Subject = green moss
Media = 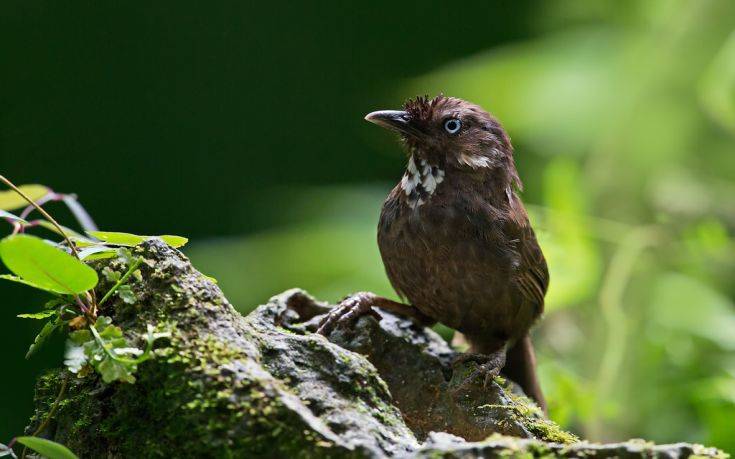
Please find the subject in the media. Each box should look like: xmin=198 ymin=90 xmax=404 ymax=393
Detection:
xmin=29 ymin=313 xmax=344 ymax=455
xmin=478 ymin=392 xmax=579 ymax=445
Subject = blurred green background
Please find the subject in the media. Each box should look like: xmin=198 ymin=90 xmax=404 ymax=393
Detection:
xmin=2 ymin=0 xmax=734 ymax=452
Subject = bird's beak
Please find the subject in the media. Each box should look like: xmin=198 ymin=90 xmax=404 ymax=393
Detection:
xmin=365 ymin=110 xmax=421 ymax=138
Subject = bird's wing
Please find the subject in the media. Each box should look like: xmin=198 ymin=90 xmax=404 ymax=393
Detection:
xmin=516 ymin=227 xmax=548 ymax=312
xmin=507 ymin=203 xmax=549 ymax=314
xmin=377 ymin=188 xmax=410 ymax=301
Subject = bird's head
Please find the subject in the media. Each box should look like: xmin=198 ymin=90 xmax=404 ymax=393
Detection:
xmin=365 ymin=95 xmax=521 ymax=189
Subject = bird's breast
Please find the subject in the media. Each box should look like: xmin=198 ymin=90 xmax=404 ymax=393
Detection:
xmin=378 ymin=187 xmax=519 ymax=334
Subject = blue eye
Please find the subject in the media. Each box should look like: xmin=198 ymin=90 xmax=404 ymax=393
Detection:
xmin=444 ymin=118 xmax=461 ymax=134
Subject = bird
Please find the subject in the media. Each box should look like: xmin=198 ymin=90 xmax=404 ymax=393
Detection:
xmin=317 ymin=95 xmax=548 ymax=411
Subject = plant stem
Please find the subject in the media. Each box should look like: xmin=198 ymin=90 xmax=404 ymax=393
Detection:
xmin=88 ymin=320 xmax=153 ymax=365
xmin=88 ymin=322 xmax=136 ymax=364
xmin=98 ymin=257 xmax=143 ymax=308
xmin=19 ymin=193 xmax=55 ymax=220
xmin=0 ymin=175 xmax=80 ymax=259
xmin=73 ymin=295 xmax=89 ymax=314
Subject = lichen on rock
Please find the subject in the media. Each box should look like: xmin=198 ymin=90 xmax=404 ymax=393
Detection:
xmin=24 ymin=240 xmax=727 ymax=458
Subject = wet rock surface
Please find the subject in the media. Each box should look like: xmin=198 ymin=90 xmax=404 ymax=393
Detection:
xmin=25 ymin=241 xmax=726 ymax=458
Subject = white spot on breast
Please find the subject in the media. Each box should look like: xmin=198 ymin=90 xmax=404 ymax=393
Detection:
xmin=400 ymin=156 xmax=445 ymax=209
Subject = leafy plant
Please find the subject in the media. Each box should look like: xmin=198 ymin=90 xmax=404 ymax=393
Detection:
xmin=13 ymin=437 xmax=78 ymax=459
xmin=66 ymin=319 xmax=170 ymax=383
xmin=0 ymin=175 xmax=184 ymax=457
xmin=87 ymin=230 xmax=188 ymax=248
xmin=0 ymin=235 xmax=98 ymax=294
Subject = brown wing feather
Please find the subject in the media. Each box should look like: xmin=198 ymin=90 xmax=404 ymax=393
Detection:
xmin=511 ymin=208 xmax=549 ymax=314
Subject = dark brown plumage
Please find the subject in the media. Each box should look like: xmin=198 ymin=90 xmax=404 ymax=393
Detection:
xmin=318 ymin=95 xmax=548 ymax=411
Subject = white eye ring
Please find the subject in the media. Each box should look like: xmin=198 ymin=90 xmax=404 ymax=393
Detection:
xmin=444 ymin=118 xmax=461 ymax=134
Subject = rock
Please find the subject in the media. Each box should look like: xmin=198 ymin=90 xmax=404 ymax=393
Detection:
xmin=25 ymin=240 xmax=726 ymax=458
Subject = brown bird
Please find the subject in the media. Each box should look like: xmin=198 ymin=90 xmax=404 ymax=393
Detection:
xmin=318 ymin=95 xmax=548 ymax=411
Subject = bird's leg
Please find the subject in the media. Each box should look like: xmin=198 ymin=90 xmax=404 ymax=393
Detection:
xmin=452 ymin=346 xmax=507 ymax=390
xmin=316 ymin=291 xmax=433 ymax=336
xmin=502 ymin=335 xmax=547 ymax=413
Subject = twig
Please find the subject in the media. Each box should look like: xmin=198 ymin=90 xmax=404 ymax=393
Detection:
xmin=0 ymin=176 xmax=80 ymax=259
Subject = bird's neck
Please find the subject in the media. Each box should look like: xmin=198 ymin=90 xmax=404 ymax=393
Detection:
xmin=399 ymin=153 xmax=517 ymax=210
xmin=399 ymin=155 xmax=445 ymax=209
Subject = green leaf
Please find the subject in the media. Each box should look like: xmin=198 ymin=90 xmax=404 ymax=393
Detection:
xmin=0 ymin=274 xmax=48 ymax=291
xmin=14 ymin=437 xmax=79 ymax=459
xmin=35 ymin=220 xmax=88 ymax=240
xmin=18 ymin=310 xmax=56 ymax=319
xmin=116 ymin=248 xmax=136 ymax=266
xmin=101 ymin=266 xmax=121 ymax=282
xmin=0 ymin=185 xmax=49 ymax=211
xmin=26 ymin=318 xmax=61 ymax=359
xmin=68 ymin=329 xmax=92 ymax=345
xmin=77 ymin=246 xmax=117 ymax=260
xmin=117 ymin=284 xmax=137 ymax=304
xmin=96 ymin=316 xmax=124 ymax=340
xmin=0 ymin=235 xmax=98 ymax=294
xmin=0 ymin=209 xmax=27 ymax=224
xmin=87 ymin=231 xmax=188 ymax=248
xmin=97 ymin=357 xmax=137 ymax=383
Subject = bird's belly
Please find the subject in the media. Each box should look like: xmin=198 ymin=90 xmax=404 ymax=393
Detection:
xmin=379 ymin=208 xmax=518 ymax=337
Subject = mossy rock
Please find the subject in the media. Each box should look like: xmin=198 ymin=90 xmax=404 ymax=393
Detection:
xmin=25 ymin=240 xmax=726 ymax=458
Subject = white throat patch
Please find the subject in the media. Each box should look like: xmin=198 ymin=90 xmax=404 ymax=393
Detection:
xmin=400 ymin=156 xmax=445 ymax=209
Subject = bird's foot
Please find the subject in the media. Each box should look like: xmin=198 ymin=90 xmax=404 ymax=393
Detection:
xmin=451 ymin=351 xmax=507 ymax=391
xmin=316 ymin=292 xmax=382 ymax=336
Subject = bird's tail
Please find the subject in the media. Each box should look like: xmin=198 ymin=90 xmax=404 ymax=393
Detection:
xmin=502 ymin=334 xmax=547 ymax=413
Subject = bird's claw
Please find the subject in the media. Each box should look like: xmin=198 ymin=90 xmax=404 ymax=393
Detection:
xmin=316 ymin=292 xmax=381 ymax=336
xmin=469 ymin=362 xmax=502 ymax=389
xmin=451 ymin=352 xmax=506 ymax=392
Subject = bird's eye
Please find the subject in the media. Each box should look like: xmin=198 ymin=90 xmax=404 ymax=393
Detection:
xmin=444 ymin=118 xmax=461 ymax=134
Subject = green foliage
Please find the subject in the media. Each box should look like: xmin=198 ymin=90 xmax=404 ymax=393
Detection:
xmin=116 ymin=284 xmax=137 ymax=304
xmin=25 ymin=318 xmax=62 ymax=360
xmin=0 ymin=274 xmax=53 ymax=292
xmin=102 ymin=266 xmax=122 ymax=282
xmin=17 ymin=310 xmax=56 ymax=320
xmin=0 ymin=185 xmax=49 ymax=211
xmin=188 ymin=3 xmax=735 ymax=452
xmin=535 ymin=159 xmax=601 ymax=310
xmin=88 ymin=231 xmax=188 ymax=248
xmin=399 ymin=2 xmax=735 ymax=451
xmin=65 ymin=318 xmax=170 ymax=384
xmin=0 ymin=2 xmax=733 ymax=451
xmin=77 ymin=246 xmax=118 ymax=260
xmin=0 ymin=177 xmax=183 ymax=454
xmin=36 ymin=221 xmax=88 ymax=241
xmin=0 ymin=235 xmax=98 ymax=294
xmin=14 ymin=436 xmax=79 ymax=459
xmin=699 ymin=30 xmax=735 ymax=133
